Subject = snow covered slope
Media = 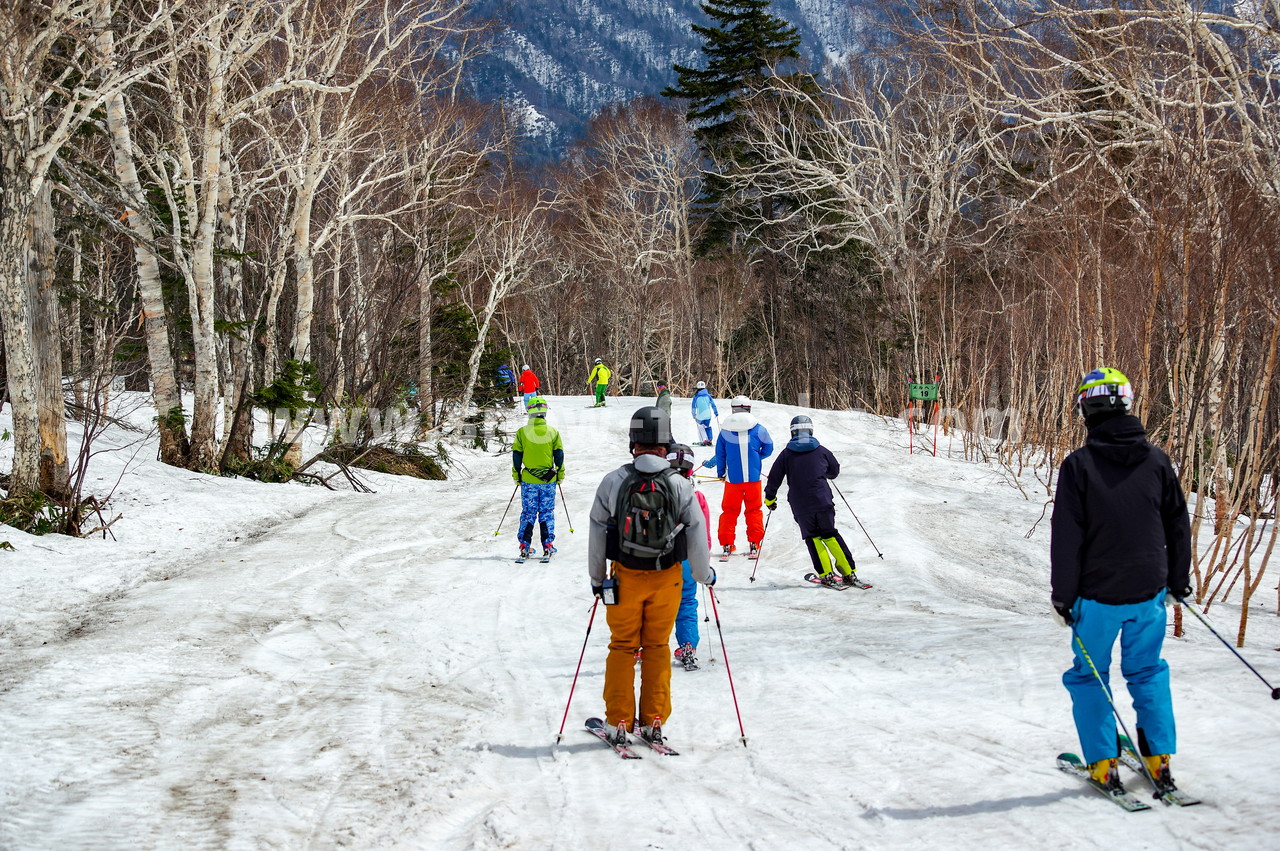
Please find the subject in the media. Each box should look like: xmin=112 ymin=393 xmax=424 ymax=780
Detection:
xmin=2 ymin=396 xmax=1278 ymax=849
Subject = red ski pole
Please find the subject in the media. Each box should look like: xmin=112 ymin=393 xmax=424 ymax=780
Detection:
xmin=555 ymin=598 xmax=599 ymax=743
xmin=708 ymin=587 xmax=748 ymax=746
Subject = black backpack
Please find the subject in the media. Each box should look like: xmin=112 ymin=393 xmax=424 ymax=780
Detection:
xmin=613 ymin=465 xmax=686 ymax=569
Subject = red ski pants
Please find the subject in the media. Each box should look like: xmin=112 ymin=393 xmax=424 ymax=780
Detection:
xmin=718 ymin=481 xmax=764 ymax=548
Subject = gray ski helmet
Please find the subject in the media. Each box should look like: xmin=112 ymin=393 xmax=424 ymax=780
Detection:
xmin=628 ymin=406 xmax=672 ymax=450
xmin=667 ymin=443 xmax=696 ymax=476
xmin=790 ymin=415 xmax=814 ymax=439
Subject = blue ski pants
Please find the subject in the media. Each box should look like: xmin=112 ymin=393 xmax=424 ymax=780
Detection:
xmin=1064 ymin=593 xmax=1175 ymax=765
xmin=675 ymin=559 xmax=699 ymax=649
xmin=518 ymin=482 xmax=556 ymax=546
xmin=696 ymin=419 xmax=713 ymax=443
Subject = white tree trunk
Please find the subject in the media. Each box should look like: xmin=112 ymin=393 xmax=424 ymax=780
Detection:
xmin=100 ymin=74 xmax=189 ymax=463
xmin=0 ymin=177 xmax=45 ymax=495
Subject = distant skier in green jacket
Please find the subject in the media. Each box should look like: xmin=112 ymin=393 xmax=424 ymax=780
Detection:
xmin=589 ymin=358 xmax=611 ymax=407
xmin=512 ymin=396 xmax=564 ymax=560
xmin=655 ymin=381 xmax=672 ymax=419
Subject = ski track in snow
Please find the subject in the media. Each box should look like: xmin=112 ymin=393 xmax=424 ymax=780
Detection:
xmin=3 ymin=396 xmax=1279 ymax=849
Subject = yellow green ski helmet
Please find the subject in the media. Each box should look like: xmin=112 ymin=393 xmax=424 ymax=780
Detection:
xmin=1076 ymin=367 xmax=1132 ymax=418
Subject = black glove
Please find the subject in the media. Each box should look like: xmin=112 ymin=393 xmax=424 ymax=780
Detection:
xmin=1052 ymin=601 xmax=1074 ymax=627
xmin=1166 ymin=586 xmax=1192 ymax=606
xmin=592 ymin=584 xmax=604 ymax=599
xmin=763 ymin=496 xmax=777 ymax=511
xmin=708 ymin=568 xmax=717 ymax=587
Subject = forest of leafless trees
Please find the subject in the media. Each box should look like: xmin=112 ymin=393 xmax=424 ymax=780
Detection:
xmin=2 ymin=0 xmax=1278 ymax=638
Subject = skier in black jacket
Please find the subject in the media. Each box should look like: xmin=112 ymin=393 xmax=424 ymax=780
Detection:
xmin=763 ymin=416 xmax=861 ymax=587
xmin=1050 ymin=367 xmax=1192 ymax=796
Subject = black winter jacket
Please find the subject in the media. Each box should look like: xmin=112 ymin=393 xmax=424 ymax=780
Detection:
xmin=764 ymin=436 xmax=838 ymax=516
xmin=1050 ymin=415 xmax=1191 ymax=607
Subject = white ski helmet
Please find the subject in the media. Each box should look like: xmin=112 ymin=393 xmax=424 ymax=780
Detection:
xmin=594 ymin=357 xmax=603 ymax=364
xmin=522 ymin=364 xmax=530 ymax=371
xmin=730 ymin=395 xmax=751 ymax=412
xmin=695 ymin=380 xmax=707 ymax=390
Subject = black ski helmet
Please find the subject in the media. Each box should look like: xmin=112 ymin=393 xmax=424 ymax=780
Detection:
xmin=790 ymin=415 xmax=814 ymax=439
xmin=667 ymin=443 xmax=695 ymax=476
xmin=629 ymin=406 xmax=672 ymax=450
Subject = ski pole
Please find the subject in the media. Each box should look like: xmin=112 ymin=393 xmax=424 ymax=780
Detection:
xmin=1174 ymin=595 xmax=1280 ymax=699
xmin=701 ymin=584 xmax=714 ymax=662
xmin=557 ymin=482 xmax=574 ymax=533
xmin=556 ymin=597 xmax=599 ymax=743
xmin=493 ymin=484 xmax=519 ymax=536
xmin=1070 ymin=627 xmax=1165 ymax=799
xmin=831 ymin=481 xmax=883 ymax=559
xmin=708 ymin=587 xmax=747 ymax=747
xmin=749 ymin=510 xmax=772 ymax=583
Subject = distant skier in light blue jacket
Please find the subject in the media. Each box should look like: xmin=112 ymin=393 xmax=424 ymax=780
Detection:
xmin=691 ymin=381 xmax=718 ymax=446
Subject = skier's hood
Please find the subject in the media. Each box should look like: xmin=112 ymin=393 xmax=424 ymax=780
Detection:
xmin=1086 ymin=414 xmax=1151 ymax=467
xmin=720 ymin=412 xmax=758 ymax=432
xmin=631 ymin=452 xmax=670 ymax=474
xmin=787 ymin=435 xmax=820 ymax=453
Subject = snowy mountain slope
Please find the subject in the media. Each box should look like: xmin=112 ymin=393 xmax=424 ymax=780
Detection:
xmin=466 ymin=0 xmax=886 ymax=155
xmin=2 ymin=397 xmax=1279 ymax=848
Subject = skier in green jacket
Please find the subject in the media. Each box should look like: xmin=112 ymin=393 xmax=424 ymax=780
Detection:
xmin=588 ymin=358 xmax=612 ymax=407
xmin=512 ymin=396 xmax=564 ymax=560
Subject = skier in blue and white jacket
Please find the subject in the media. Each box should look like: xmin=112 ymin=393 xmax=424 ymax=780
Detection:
xmin=702 ymin=395 xmax=772 ymax=557
xmin=690 ymin=381 xmax=718 ymax=446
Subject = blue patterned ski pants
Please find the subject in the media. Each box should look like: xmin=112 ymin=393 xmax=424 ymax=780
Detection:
xmin=518 ymin=482 xmax=557 ymax=546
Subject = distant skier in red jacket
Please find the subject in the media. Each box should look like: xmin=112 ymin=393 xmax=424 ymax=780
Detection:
xmin=519 ymin=365 xmax=540 ymax=408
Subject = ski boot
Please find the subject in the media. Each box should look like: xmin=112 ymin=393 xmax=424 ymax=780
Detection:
xmin=747 ymin=543 xmax=760 ymax=560
xmin=638 ymin=718 xmax=664 ymax=745
xmin=607 ymin=721 xmax=630 ymax=746
xmin=1088 ymin=758 xmax=1125 ymax=793
xmin=1143 ymin=754 xmax=1175 ymax=790
xmin=675 ymin=642 xmax=698 ymax=670
xmin=518 ymin=544 xmax=532 ymax=561
xmin=542 ymin=544 xmax=557 ymax=559
xmin=841 ymin=572 xmax=860 ymax=587
xmin=819 ymin=573 xmax=841 ymax=588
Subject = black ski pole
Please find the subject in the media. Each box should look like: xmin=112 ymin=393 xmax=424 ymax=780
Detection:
xmin=556 ymin=598 xmax=599 ymax=743
xmin=830 ymin=481 xmax=883 ymax=559
xmin=557 ymin=482 xmax=575 ymax=533
xmin=1071 ymin=627 xmax=1166 ymax=800
xmin=749 ymin=510 xmax=772 ymax=582
xmin=708 ymin=587 xmax=747 ymax=746
xmin=493 ymin=484 xmax=519 ymax=536
xmin=1174 ymin=595 xmax=1280 ymax=699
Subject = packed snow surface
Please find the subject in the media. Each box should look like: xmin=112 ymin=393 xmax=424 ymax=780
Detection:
xmin=3 ymin=396 xmax=1278 ymax=849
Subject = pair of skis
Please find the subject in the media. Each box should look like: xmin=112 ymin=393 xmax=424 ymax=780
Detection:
xmin=584 ymin=717 xmax=679 ymax=758
xmin=803 ymin=572 xmax=873 ymax=590
xmin=719 ymin=547 xmax=759 ymax=563
xmin=1056 ymin=737 xmax=1202 ymax=811
xmin=514 ymin=551 xmax=555 ymax=564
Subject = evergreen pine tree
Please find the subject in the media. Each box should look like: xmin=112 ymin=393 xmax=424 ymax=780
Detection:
xmin=663 ymin=0 xmax=812 ymax=254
